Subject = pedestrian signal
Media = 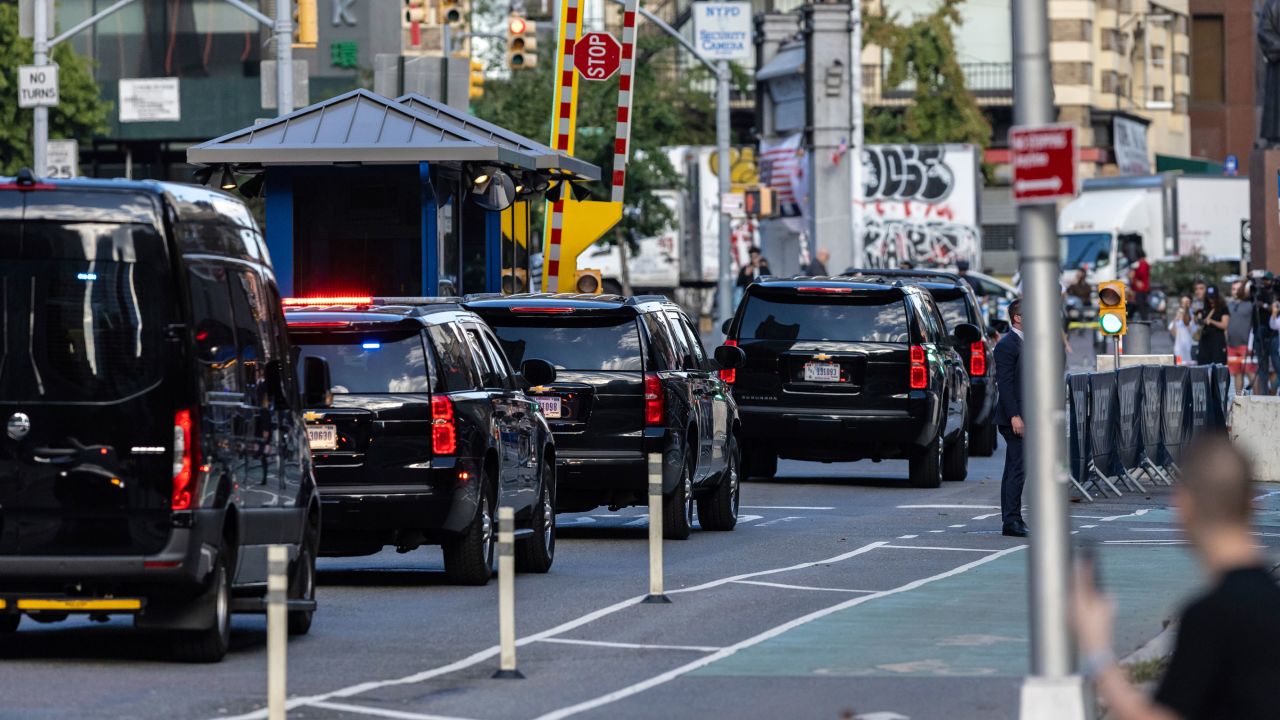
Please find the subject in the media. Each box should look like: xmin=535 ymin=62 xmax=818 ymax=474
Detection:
xmin=1097 ymin=280 xmax=1127 ymax=336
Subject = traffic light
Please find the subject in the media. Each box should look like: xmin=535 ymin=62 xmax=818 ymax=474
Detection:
xmin=293 ymin=0 xmax=318 ymax=48
xmin=469 ymin=59 xmax=485 ymax=99
xmin=506 ymin=15 xmax=537 ymax=69
xmin=743 ymin=186 xmax=776 ymax=218
xmin=442 ymin=0 xmax=464 ymax=26
xmin=1097 ymin=280 xmax=1128 ymax=336
xmin=574 ymin=268 xmax=602 ymax=294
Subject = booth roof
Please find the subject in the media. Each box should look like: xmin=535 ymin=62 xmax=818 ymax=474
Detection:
xmin=186 ymin=88 xmax=538 ymax=169
xmin=395 ymin=93 xmax=599 ymax=182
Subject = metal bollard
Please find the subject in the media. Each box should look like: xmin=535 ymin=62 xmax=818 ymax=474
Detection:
xmin=267 ymin=545 xmax=288 ymax=720
xmin=492 ymin=506 xmax=524 ymax=679
xmin=642 ymin=453 xmax=671 ymax=604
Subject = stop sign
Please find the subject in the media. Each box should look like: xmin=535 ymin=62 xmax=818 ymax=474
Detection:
xmin=574 ymin=32 xmax=621 ymax=81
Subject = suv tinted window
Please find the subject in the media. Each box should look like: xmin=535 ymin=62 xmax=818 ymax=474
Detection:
xmin=667 ymin=311 xmax=706 ymax=370
xmin=911 ymin=295 xmax=943 ymax=343
xmin=930 ymin=288 xmax=974 ymax=330
xmin=293 ymin=329 xmax=432 ymax=394
xmin=464 ymin=325 xmax=510 ymax=390
xmin=188 ymin=263 xmax=242 ymax=393
xmin=740 ymin=292 xmax=910 ymax=343
xmin=488 ymin=316 xmax=643 ymax=372
xmin=229 ymin=268 xmax=268 ymax=394
xmin=641 ymin=313 xmax=678 ymax=371
xmin=427 ymin=323 xmax=481 ymax=391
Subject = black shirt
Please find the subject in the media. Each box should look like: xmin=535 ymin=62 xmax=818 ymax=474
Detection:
xmin=1153 ymin=566 xmax=1280 ymax=719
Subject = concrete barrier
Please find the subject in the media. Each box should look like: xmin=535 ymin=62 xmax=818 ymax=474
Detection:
xmin=1228 ymin=396 xmax=1280 ymax=482
xmin=1096 ymin=354 xmax=1176 ymax=372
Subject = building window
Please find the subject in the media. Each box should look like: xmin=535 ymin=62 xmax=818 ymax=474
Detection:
xmin=1151 ymin=45 xmax=1165 ymax=68
xmin=1101 ymin=29 xmax=1121 ymax=52
xmin=1152 ymin=86 xmax=1166 ymax=102
xmin=1053 ymin=61 xmax=1092 ymax=86
xmin=1174 ymin=15 xmax=1188 ymax=35
xmin=1174 ymin=53 xmax=1189 ymax=76
xmin=1191 ymin=15 xmax=1225 ymax=104
xmin=1174 ymin=93 xmax=1189 ymax=114
xmin=1102 ymin=70 xmax=1120 ymax=94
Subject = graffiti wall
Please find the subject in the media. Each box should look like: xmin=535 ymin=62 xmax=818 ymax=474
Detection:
xmin=858 ymin=144 xmax=982 ymax=269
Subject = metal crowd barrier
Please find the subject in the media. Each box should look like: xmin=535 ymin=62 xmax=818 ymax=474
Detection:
xmin=1066 ymin=363 xmax=1229 ymax=501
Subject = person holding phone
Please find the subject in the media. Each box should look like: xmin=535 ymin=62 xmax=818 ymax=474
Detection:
xmin=1072 ymin=433 xmax=1280 ymax=719
xmin=1168 ymin=296 xmax=1198 ymax=366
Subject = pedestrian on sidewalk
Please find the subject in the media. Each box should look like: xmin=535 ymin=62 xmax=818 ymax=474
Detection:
xmin=1072 ymin=432 xmax=1280 ymax=719
xmin=1168 ymin=296 xmax=1198 ymax=366
xmin=1227 ymin=283 xmax=1254 ymax=394
xmin=993 ymin=298 xmax=1027 ymax=537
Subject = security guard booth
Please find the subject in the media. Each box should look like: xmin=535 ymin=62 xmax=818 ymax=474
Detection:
xmin=187 ymin=89 xmax=598 ymax=297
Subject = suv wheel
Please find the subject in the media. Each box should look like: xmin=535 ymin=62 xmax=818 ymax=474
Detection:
xmin=171 ymin=554 xmax=232 ymax=663
xmin=908 ymin=434 xmax=944 ymax=489
xmin=663 ymin=458 xmax=693 ymax=540
xmin=943 ymin=430 xmax=969 ymax=482
xmin=443 ymin=473 xmax=496 ymax=586
xmin=698 ymin=440 xmax=740 ymax=531
xmin=969 ymin=422 xmax=996 ymax=457
xmin=287 ymin=543 xmax=316 ymax=636
xmin=516 ymin=457 xmax=556 ymax=573
xmin=743 ymin=449 xmax=777 ymax=480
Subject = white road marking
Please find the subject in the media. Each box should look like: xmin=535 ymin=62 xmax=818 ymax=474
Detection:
xmin=1071 ymin=516 xmax=1108 ymax=520
xmin=537 ymin=638 xmax=721 ymax=653
xmin=1080 ymin=524 xmax=1098 ymax=529
xmin=308 ymin=701 xmax=475 ymax=720
xmin=927 ymin=530 xmax=945 ymax=534
xmin=1100 ymin=509 xmax=1152 ymax=522
xmin=735 ymin=514 xmax=764 ymax=524
xmin=1130 ymin=528 xmax=1182 ymax=533
xmin=532 ymin=546 xmax=1027 ymax=720
xmin=948 ymin=524 xmax=966 ymax=528
xmin=216 ymin=542 xmax=891 ymax=720
xmin=971 ymin=513 xmax=1000 ymax=520
xmin=741 ymin=505 xmax=834 ymax=510
xmin=1253 ymin=490 xmax=1280 ymax=502
xmin=754 ymin=516 xmax=804 ymax=527
xmin=857 ymin=713 xmax=911 ymax=720
xmin=731 ymin=580 xmax=879 ymax=594
xmin=897 ymin=504 xmax=1000 ymax=510
xmin=881 ymin=544 xmax=996 ymax=553
xmin=897 ymin=534 xmax=918 ymax=539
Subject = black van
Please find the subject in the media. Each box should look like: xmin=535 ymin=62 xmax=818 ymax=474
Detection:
xmin=0 ymin=172 xmax=323 ymax=662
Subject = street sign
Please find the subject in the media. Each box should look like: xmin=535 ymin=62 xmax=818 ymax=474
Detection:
xmin=1010 ymin=124 xmax=1078 ymax=205
xmin=574 ymin=32 xmax=621 ymax=81
xmin=18 ymin=65 xmax=59 ymax=108
xmin=692 ymin=1 xmax=752 ymax=61
xmin=46 ymin=140 xmax=78 ymax=179
xmin=1225 ymin=153 xmax=1239 ymax=177
xmin=119 ymin=78 xmax=181 ymax=122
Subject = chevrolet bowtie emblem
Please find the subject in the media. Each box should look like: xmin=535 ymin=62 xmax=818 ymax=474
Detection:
xmin=304 ymin=411 xmax=323 ymax=422
xmin=529 ymin=386 xmax=548 ymax=394
xmin=814 ymin=353 xmax=831 ymax=361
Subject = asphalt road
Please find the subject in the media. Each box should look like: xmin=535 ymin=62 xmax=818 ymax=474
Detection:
xmin=4 ymin=442 xmax=1274 ymax=720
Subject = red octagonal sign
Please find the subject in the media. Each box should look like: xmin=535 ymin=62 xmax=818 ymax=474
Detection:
xmin=574 ymin=32 xmax=621 ymax=82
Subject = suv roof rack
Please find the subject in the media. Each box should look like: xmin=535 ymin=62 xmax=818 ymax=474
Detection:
xmin=464 ymin=292 xmax=674 ymax=307
xmin=839 ymin=268 xmax=964 ymax=284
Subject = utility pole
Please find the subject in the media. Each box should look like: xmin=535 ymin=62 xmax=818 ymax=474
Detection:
xmin=849 ymin=2 xmax=864 ymax=268
xmin=1012 ymin=0 xmax=1080 ymax=716
xmin=715 ymin=59 xmax=734 ymax=336
xmin=31 ymin=0 xmax=49 ymax=174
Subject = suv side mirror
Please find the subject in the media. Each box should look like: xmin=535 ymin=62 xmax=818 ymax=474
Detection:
xmin=302 ymin=356 xmax=332 ymax=408
xmin=713 ymin=344 xmax=746 ymax=369
xmin=520 ymin=358 xmax=557 ymax=387
xmin=721 ymin=318 xmax=732 ymax=335
xmin=952 ymin=322 xmax=981 ymax=346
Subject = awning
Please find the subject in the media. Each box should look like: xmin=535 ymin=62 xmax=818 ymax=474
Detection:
xmin=756 ymin=42 xmax=804 ymax=82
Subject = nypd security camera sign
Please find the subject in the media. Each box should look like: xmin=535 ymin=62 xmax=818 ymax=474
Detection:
xmin=692 ymin=2 xmax=751 ymax=61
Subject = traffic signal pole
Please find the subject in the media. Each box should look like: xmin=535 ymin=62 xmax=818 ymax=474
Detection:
xmin=31 ymin=0 xmax=49 ymax=175
xmin=715 ymin=60 xmax=733 ymax=337
xmin=1011 ymin=1 xmax=1079 ymax=716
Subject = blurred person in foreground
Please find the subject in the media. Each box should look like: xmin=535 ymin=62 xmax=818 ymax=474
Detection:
xmin=1072 ymin=433 xmax=1280 ymax=720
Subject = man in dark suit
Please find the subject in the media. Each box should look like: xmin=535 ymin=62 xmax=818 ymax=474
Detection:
xmin=994 ymin=298 xmax=1028 ymax=537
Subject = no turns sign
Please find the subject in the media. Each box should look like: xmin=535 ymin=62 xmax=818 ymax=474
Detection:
xmin=18 ymin=64 xmax=59 ymax=108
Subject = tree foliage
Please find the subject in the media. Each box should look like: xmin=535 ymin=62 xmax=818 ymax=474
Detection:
xmin=864 ymin=0 xmax=990 ymax=147
xmin=473 ymin=36 xmax=714 ymax=239
xmin=0 ymin=3 xmax=111 ymax=175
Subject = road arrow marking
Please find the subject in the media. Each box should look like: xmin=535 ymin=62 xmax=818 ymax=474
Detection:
xmin=1014 ymin=177 xmax=1063 ymax=193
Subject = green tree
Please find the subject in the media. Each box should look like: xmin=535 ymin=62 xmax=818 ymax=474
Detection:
xmin=865 ymin=0 xmax=990 ymax=148
xmin=473 ymin=36 xmax=714 ymax=239
xmin=0 ymin=3 xmax=111 ymax=175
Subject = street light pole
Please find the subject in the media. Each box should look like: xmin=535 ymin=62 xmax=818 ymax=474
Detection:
xmin=849 ymin=2 xmax=864 ymax=268
xmin=32 ymin=0 xmax=49 ymax=174
xmin=275 ymin=0 xmax=294 ymax=115
xmin=715 ymin=60 xmax=734 ymax=337
xmin=1011 ymin=0 xmax=1076 ymax=712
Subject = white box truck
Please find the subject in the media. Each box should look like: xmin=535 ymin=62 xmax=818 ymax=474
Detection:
xmin=1057 ymin=173 xmax=1249 ymax=287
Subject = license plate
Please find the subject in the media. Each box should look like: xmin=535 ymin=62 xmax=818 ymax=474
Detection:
xmin=307 ymin=425 xmax=337 ymax=451
xmin=535 ymin=395 xmax=562 ymax=419
xmin=803 ymin=362 xmax=842 ymax=383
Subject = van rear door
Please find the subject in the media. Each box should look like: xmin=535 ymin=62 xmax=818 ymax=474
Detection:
xmin=0 ymin=189 xmax=178 ymax=556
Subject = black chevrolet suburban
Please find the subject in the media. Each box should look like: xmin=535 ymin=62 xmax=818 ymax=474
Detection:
xmin=0 ymin=173 xmax=322 ymax=662
xmin=285 ymin=298 xmax=558 ymax=584
xmin=466 ymin=294 xmax=744 ymax=539
xmin=725 ymin=276 xmax=977 ymax=488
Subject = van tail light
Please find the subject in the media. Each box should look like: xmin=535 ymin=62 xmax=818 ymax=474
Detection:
xmin=720 ymin=339 xmax=738 ymax=384
xmin=909 ymin=345 xmax=928 ymax=390
xmin=432 ymin=395 xmax=457 ymax=455
xmin=969 ymin=341 xmax=986 ymax=377
xmin=644 ymin=373 xmax=665 ymax=426
xmin=172 ymin=409 xmax=200 ymax=511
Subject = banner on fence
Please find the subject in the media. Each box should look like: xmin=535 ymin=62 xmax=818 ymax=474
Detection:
xmin=1116 ymin=367 xmax=1144 ymax=472
xmin=1211 ymin=364 xmax=1231 ymax=427
xmin=1067 ymin=374 xmax=1091 ymax=482
xmin=1140 ymin=365 xmax=1164 ymax=463
xmin=1089 ymin=372 xmax=1119 ymax=476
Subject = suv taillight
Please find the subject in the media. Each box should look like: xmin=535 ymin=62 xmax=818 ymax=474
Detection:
xmin=909 ymin=345 xmax=928 ymax=390
xmin=644 ymin=373 xmax=665 ymax=426
xmin=720 ymin=339 xmax=738 ymax=384
xmin=969 ymin=341 xmax=986 ymax=376
xmin=172 ymin=409 xmax=199 ymax=510
xmin=432 ymin=395 xmax=457 ymax=455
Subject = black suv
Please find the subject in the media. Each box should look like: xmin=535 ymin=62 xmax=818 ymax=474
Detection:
xmin=465 ymin=294 xmax=744 ymax=540
xmin=0 ymin=175 xmax=322 ymax=662
xmin=725 ymin=276 xmax=978 ymax=488
xmin=284 ymin=298 xmax=558 ymax=585
xmin=845 ymin=269 xmax=998 ymax=457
